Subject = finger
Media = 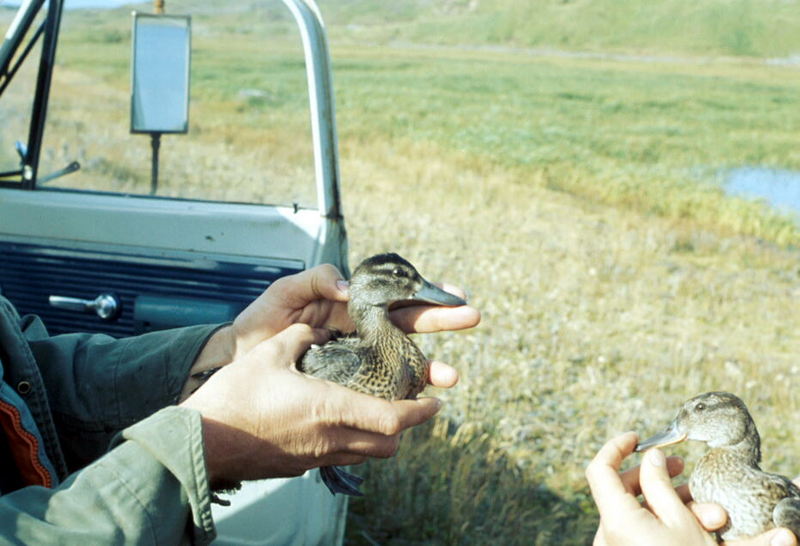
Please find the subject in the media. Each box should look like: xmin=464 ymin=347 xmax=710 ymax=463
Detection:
xmin=277 ymin=264 xmax=349 ymax=308
xmin=388 ymin=397 xmax=443 ymax=430
xmin=390 ymin=304 xmax=481 ymax=334
xmin=639 ymin=448 xmax=694 ymax=527
xmin=593 ymin=523 xmax=609 ymax=546
xmin=690 ymin=502 xmax=728 ymax=532
xmin=428 ymin=361 xmax=459 ymax=388
xmin=723 ymin=528 xmax=798 ymax=546
xmin=326 ymin=387 xmax=442 ymax=435
xmin=641 ymin=481 xmax=691 ymax=513
xmin=619 ymin=456 xmax=684 ymax=496
xmin=331 ymin=429 xmax=402 ymax=460
xmin=320 ymin=453 xmax=368 ymax=467
xmin=253 ymin=324 xmax=330 ymax=363
xmin=585 ymin=432 xmax=645 ymax=522
xmin=675 ymin=483 xmax=693 ymax=503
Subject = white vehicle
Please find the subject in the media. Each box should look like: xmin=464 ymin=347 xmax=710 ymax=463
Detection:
xmin=0 ymin=1 xmax=349 ymax=543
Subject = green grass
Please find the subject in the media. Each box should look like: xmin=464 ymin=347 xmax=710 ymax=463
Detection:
xmin=329 ymin=47 xmax=800 ymax=245
xmin=319 ymin=0 xmax=800 ymax=58
xmin=2 ymin=2 xmax=800 ymax=544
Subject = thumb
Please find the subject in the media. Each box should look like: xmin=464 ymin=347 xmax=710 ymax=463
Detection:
xmin=250 ymin=324 xmax=330 ymax=366
xmin=285 ymin=263 xmax=349 ymax=305
xmin=639 ymin=448 xmax=693 ymax=528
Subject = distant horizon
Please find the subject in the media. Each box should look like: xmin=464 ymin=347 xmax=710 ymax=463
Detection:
xmin=1 ymin=0 xmax=148 ymax=8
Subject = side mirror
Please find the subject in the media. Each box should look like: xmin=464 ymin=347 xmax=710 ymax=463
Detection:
xmin=130 ymin=12 xmax=190 ymax=134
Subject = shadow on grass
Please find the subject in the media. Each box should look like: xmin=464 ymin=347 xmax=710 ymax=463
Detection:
xmin=345 ymin=418 xmax=598 ymax=545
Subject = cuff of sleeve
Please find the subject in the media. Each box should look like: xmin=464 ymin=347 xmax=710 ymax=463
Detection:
xmin=118 ymin=406 xmax=215 ymax=543
xmin=119 ymin=322 xmax=229 ymax=412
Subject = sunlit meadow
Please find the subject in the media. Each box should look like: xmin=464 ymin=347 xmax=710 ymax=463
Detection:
xmin=1 ymin=1 xmax=799 ymax=544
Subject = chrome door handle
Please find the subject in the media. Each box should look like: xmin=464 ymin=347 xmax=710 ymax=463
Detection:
xmin=49 ymin=293 xmax=121 ymax=320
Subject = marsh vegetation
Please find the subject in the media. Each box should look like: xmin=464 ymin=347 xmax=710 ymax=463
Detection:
xmin=1 ymin=1 xmax=799 ymax=544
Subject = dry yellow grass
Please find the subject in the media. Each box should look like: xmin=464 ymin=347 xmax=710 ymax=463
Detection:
xmin=2 ymin=6 xmax=799 ymax=542
xmin=339 ymin=138 xmax=800 ymax=543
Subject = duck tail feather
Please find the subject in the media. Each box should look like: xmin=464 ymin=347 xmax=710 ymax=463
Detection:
xmin=319 ymin=465 xmax=365 ymax=496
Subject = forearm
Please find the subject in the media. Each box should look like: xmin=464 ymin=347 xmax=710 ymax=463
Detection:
xmin=29 ymin=323 xmax=224 ymax=468
xmin=0 ymin=407 xmax=215 ymax=545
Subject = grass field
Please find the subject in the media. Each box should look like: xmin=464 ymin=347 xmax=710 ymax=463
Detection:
xmin=2 ymin=2 xmax=800 ymax=544
xmin=320 ymin=0 xmax=800 ymax=58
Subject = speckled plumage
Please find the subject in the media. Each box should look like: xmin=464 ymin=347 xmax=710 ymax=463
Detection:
xmin=637 ymin=392 xmax=800 ymax=541
xmin=298 ymin=252 xmax=466 ymax=495
xmin=300 ymin=313 xmax=428 ymax=401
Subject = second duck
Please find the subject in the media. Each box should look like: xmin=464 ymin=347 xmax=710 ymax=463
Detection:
xmin=636 ymin=391 xmax=800 ymax=541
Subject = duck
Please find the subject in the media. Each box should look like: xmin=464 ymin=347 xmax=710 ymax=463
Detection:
xmin=636 ymin=391 xmax=800 ymax=541
xmin=298 ymin=252 xmax=467 ymax=496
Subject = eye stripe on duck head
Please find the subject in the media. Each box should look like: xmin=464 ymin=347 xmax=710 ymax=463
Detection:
xmin=348 ymin=253 xmax=423 ymax=307
xmin=677 ymin=392 xmax=761 ymax=456
xmin=354 ymin=253 xmax=415 ymax=274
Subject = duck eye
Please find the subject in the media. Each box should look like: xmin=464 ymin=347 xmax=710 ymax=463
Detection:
xmin=391 ymin=267 xmax=406 ymax=277
xmin=695 ymin=402 xmax=706 ymax=411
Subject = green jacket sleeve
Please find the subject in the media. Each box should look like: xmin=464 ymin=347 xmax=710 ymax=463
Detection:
xmin=0 ymin=406 xmax=216 ymax=545
xmin=25 ymin=320 xmax=224 ymax=471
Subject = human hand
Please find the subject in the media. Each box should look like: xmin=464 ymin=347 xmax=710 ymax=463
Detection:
xmin=586 ymin=432 xmax=798 ymax=546
xmin=181 ymin=323 xmax=445 ymax=484
xmin=232 ymin=263 xmax=480 ymax=356
xmin=183 ymin=264 xmax=478 ymax=397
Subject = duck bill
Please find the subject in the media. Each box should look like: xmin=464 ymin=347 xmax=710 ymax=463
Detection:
xmin=635 ymin=423 xmax=688 ymax=452
xmin=411 ymin=279 xmax=467 ymax=307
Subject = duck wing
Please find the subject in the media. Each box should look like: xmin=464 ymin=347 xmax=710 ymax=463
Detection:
xmin=299 ymin=338 xmax=363 ymax=385
xmin=772 ymin=477 xmax=800 ymax=536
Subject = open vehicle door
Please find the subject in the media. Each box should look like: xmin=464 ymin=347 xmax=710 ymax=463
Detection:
xmin=0 ymin=0 xmax=348 ymax=542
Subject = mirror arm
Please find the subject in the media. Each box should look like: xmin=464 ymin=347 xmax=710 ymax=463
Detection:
xmin=149 ymin=132 xmax=160 ymax=195
xmin=37 ymin=161 xmax=80 ymax=185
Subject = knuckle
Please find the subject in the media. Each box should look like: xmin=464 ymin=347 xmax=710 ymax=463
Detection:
xmin=271 ymin=275 xmax=291 ymax=292
xmin=287 ymin=323 xmax=312 ymax=335
xmin=378 ymin=412 xmax=402 ymax=436
xmin=374 ymin=437 xmax=400 ymax=459
xmin=310 ymin=393 xmax=339 ymax=425
xmin=318 ymin=263 xmax=341 ymax=279
xmin=312 ymin=437 xmax=336 ymax=460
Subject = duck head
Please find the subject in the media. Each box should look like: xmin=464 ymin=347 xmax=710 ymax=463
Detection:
xmin=635 ymin=392 xmax=761 ymax=458
xmin=349 ymin=253 xmax=467 ymax=309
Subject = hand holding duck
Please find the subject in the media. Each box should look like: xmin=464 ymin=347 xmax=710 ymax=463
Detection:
xmin=298 ymin=253 xmax=473 ymax=495
xmin=230 ymin=261 xmax=479 ymax=361
xmin=636 ymin=392 xmax=800 ymax=542
xmin=181 ymin=260 xmax=478 ymax=491
xmin=587 ymin=432 xmax=798 ymax=546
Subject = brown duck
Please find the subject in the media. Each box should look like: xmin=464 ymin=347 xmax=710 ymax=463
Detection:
xmin=636 ymin=391 xmax=800 ymax=541
xmin=298 ymin=252 xmax=466 ymax=496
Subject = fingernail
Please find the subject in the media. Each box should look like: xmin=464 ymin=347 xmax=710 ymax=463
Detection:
xmin=770 ymin=530 xmax=796 ymax=546
xmin=646 ymin=448 xmax=666 ymax=467
xmin=336 ymin=280 xmax=349 ymax=294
